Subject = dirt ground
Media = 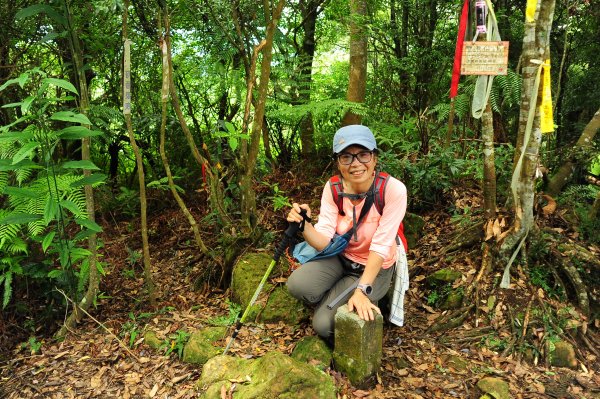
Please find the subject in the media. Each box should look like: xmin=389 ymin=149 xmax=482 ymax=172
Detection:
xmin=1 ymin=187 xmax=599 ymax=398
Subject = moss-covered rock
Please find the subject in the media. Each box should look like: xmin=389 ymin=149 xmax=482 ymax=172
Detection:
xmin=550 ymin=341 xmax=578 ymax=369
xmin=441 ymin=354 xmax=469 ymax=372
xmin=231 ymin=252 xmax=308 ymax=325
xmin=403 ymin=212 xmax=425 ymax=249
xmin=333 ymin=305 xmax=383 ymax=387
xmin=291 ymin=336 xmax=332 ymax=371
xmin=182 ymin=327 xmax=226 ymax=365
xmin=440 ymin=289 xmax=464 ymax=309
xmin=427 ymin=268 xmax=462 ymax=285
xmin=143 ymin=330 xmax=163 ymax=350
xmin=198 ymin=352 xmax=336 ymax=399
xmin=476 ymin=377 xmax=511 ymax=399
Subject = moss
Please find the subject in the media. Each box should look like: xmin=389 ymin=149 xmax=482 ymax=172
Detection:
xmin=259 ymin=286 xmax=309 ymax=324
xmin=198 ymin=352 xmax=336 ymax=399
xmin=182 ymin=327 xmax=226 ymax=365
xmin=143 ymin=330 xmax=163 ymax=350
xmin=427 ymin=268 xmax=462 ymax=284
xmin=291 ymin=336 xmax=332 ymax=370
xmin=476 ymin=377 xmax=510 ymax=399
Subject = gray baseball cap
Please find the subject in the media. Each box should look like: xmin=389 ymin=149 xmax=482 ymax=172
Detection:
xmin=332 ymin=125 xmax=377 ymax=154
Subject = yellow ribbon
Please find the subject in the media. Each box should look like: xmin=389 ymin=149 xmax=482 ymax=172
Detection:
xmin=540 ymin=59 xmax=554 ymax=133
xmin=526 ymin=0 xmax=536 ymax=22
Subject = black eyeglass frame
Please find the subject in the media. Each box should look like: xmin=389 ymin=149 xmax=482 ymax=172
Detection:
xmin=334 ymin=150 xmax=375 ymax=165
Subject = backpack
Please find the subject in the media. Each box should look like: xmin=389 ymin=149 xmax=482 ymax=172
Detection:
xmin=329 ymin=171 xmax=408 ymax=251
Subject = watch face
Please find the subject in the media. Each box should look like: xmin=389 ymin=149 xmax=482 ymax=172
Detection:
xmin=365 ymin=285 xmax=373 ymax=295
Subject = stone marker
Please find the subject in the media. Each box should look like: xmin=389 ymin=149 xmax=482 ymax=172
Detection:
xmin=333 ymin=304 xmax=383 ymax=386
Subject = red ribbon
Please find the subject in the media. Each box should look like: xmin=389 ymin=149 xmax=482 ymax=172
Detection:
xmin=450 ymin=0 xmax=470 ymax=98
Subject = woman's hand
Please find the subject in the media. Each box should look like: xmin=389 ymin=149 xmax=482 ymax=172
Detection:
xmin=287 ymin=203 xmax=311 ymax=224
xmin=347 ymin=289 xmax=381 ymax=321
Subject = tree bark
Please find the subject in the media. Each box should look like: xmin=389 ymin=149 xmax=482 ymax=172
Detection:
xmin=482 ymin=103 xmax=496 ymax=218
xmin=56 ymin=0 xmax=100 ymax=338
xmin=239 ymin=0 xmax=285 ymax=230
xmin=546 ymin=106 xmax=600 ymax=196
xmin=501 ymin=0 xmax=556 ymax=254
xmin=122 ymin=0 xmax=156 ymax=305
xmin=341 ymin=0 xmax=368 ymax=126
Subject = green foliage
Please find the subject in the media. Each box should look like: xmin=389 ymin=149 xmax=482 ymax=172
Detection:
xmin=207 ymin=299 xmax=242 ymax=326
xmin=163 ymin=330 xmax=190 ymax=359
xmin=0 ymin=72 xmax=105 ymax=308
xmin=558 ymin=185 xmax=600 ymax=244
xmin=20 ymin=336 xmax=43 ymax=354
xmin=263 ymin=182 xmax=291 ymax=211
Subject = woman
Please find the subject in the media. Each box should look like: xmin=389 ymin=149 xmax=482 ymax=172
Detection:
xmin=286 ymin=125 xmax=407 ymax=341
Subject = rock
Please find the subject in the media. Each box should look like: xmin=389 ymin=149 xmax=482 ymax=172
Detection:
xmin=231 ymin=252 xmax=309 ymax=325
xmin=403 ymin=212 xmax=425 ymax=249
xmin=182 ymin=327 xmax=226 ymax=365
xmin=441 ymin=354 xmax=469 ymax=372
xmin=440 ymin=289 xmax=464 ymax=309
xmin=476 ymin=377 xmax=511 ymax=399
xmin=198 ymin=352 xmax=336 ymax=399
xmin=291 ymin=336 xmax=332 ymax=371
xmin=143 ymin=330 xmax=162 ymax=350
xmin=333 ymin=305 xmax=383 ymax=387
xmin=427 ymin=268 xmax=462 ymax=285
xmin=550 ymin=341 xmax=578 ymax=369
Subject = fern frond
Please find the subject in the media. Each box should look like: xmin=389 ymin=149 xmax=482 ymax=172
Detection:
xmin=0 ymin=171 xmax=7 ymax=192
xmin=2 ymin=272 xmax=13 ymax=308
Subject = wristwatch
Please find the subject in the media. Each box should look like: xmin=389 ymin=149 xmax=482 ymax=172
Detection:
xmin=357 ymin=283 xmax=372 ymax=295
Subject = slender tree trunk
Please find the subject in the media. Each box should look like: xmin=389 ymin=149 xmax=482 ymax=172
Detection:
xmin=298 ymin=0 xmax=321 ymax=157
xmin=546 ymin=106 xmax=600 ymax=196
xmin=482 ymin=103 xmax=497 ymax=218
xmin=501 ymin=0 xmax=556 ymax=254
xmin=159 ymin=13 xmax=210 ymax=256
xmin=239 ymin=0 xmax=285 ymax=230
xmin=590 ymin=190 xmax=600 ymax=220
xmin=56 ymin=0 xmax=99 ymax=338
xmin=341 ymin=0 xmax=367 ymax=126
xmin=122 ymin=0 xmax=156 ymax=305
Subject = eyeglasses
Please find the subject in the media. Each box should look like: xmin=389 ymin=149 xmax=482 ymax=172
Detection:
xmin=336 ymin=151 xmax=373 ymax=165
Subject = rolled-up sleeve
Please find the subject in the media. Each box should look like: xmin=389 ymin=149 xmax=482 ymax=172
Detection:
xmin=369 ymin=178 xmax=407 ymax=260
xmin=313 ymin=182 xmax=339 ymax=240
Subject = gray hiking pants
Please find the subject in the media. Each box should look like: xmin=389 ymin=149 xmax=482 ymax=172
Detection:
xmin=286 ymin=256 xmax=393 ymax=339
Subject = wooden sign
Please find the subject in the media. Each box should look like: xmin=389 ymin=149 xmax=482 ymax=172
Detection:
xmin=461 ymin=41 xmax=509 ymax=75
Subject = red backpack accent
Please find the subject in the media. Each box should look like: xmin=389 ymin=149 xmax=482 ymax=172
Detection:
xmin=329 ymin=171 xmax=408 ymax=251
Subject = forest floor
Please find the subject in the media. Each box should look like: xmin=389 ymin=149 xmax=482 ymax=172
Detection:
xmin=1 ymin=179 xmax=599 ymax=399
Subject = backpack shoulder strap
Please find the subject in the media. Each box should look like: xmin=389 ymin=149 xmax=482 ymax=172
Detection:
xmin=374 ymin=171 xmax=390 ymax=215
xmin=329 ymin=175 xmax=345 ymax=216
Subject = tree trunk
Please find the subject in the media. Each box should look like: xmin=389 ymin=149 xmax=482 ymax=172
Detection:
xmin=56 ymin=0 xmax=100 ymax=338
xmin=482 ymin=103 xmax=497 ymax=218
xmin=122 ymin=0 xmax=156 ymax=305
xmin=298 ymin=0 xmax=321 ymax=157
xmin=239 ymin=0 xmax=285 ymax=231
xmin=546 ymin=106 xmax=600 ymax=196
xmin=501 ymin=0 xmax=556 ymax=254
xmin=341 ymin=0 xmax=367 ymax=126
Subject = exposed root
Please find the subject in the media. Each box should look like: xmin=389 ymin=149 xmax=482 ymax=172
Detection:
xmin=438 ymin=220 xmax=484 ymax=255
xmin=553 ymin=247 xmax=591 ymax=317
xmin=427 ymin=305 xmax=474 ymax=333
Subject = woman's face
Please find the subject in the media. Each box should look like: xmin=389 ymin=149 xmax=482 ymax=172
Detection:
xmin=336 ymin=145 xmax=377 ymax=188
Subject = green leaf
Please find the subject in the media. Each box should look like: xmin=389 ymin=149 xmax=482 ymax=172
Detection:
xmin=3 ymin=186 xmax=41 ymax=199
xmin=42 ymin=78 xmax=78 ymax=95
xmin=12 ymin=141 xmax=40 ymax=164
xmin=0 ymin=78 xmax=21 ymax=92
xmin=21 ymin=96 xmax=35 ymax=114
xmin=61 ymin=160 xmax=100 ymax=170
xmin=0 ymin=159 xmax=42 ymax=172
xmin=0 ymin=213 xmax=42 ymax=224
xmin=43 ymin=196 xmax=59 ymax=222
xmin=229 ymin=137 xmax=238 ymax=151
xmin=75 ymin=217 xmax=103 ymax=233
xmin=70 ymin=173 xmax=106 ymax=188
xmin=15 ymin=4 xmax=67 ymax=26
xmin=50 ymin=111 xmax=91 ymax=125
xmin=2 ymin=101 xmax=23 ymax=108
xmin=0 ymin=130 xmax=35 ymax=142
xmin=48 ymin=269 xmax=63 ymax=279
xmin=58 ymin=126 xmax=103 ymax=139
xmin=42 ymin=231 xmax=56 ymax=253
xmin=59 ymin=199 xmax=82 ymax=216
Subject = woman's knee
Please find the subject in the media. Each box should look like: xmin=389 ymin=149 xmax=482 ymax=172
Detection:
xmin=312 ymin=310 xmax=334 ymax=339
xmin=286 ymin=270 xmax=305 ymax=300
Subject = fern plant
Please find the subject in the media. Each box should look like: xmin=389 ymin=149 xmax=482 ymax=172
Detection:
xmin=0 ymin=69 xmax=105 ymax=308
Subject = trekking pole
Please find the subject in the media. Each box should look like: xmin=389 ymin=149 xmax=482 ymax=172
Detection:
xmin=223 ymin=209 xmax=307 ymax=355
